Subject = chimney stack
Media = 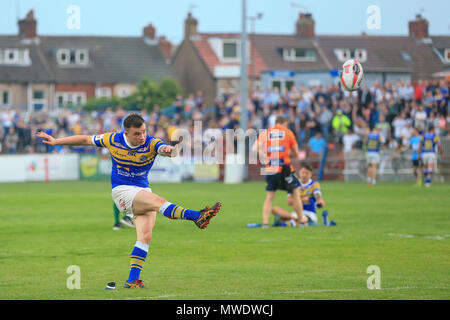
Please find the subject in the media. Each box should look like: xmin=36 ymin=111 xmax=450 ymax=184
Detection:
xmin=18 ymin=10 xmax=37 ymax=39
xmin=143 ymin=23 xmax=156 ymax=40
xmin=184 ymin=12 xmax=198 ymax=39
xmin=296 ymin=12 xmax=315 ymax=39
xmin=408 ymin=14 xmax=429 ymax=40
xmin=158 ymin=36 xmax=173 ymax=63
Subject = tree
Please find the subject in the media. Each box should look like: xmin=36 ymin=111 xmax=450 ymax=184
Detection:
xmin=83 ymin=77 xmax=182 ymax=112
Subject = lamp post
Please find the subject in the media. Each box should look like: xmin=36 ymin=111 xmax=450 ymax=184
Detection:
xmin=240 ymin=0 xmax=248 ymax=131
xmin=247 ymin=12 xmax=263 ymax=91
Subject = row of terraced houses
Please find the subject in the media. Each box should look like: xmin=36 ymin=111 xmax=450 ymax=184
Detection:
xmin=1 ymin=10 xmax=449 ymax=112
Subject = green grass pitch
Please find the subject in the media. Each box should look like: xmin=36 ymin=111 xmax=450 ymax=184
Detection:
xmin=0 ymin=180 xmax=449 ymax=300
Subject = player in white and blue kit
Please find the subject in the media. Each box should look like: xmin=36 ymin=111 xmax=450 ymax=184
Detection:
xmin=365 ymin=128 xmax=382 ymax=186
xmin=37 ymin=113 xmax=222 ymax=289
xmin=271 ymin=164 xmax=326 ymax=226
xmin=409 ymin=127 xmax=422 ymax=187
xmin=418 ymin=126 xmax=443 ymax=187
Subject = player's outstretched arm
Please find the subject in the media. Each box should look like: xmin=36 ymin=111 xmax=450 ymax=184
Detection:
xmin=158 ymin=145 xmax=176 ymax=157
xmin=36 ymin=131 xmax=94 ymax=146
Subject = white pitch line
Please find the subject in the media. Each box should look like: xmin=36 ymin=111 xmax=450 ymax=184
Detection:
xmin=388 ymin=233 xmax=450 ymax=240
xmin=122 ymin=286 xmax=450 ymax=300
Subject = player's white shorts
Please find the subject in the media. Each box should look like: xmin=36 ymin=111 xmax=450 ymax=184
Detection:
xmin=112 ymin=185 xmax=152 ymax=219
xmin=421 ymin=153 xmax=436 ymax=165
xmin=366 ymin=152 xmax=380 ymax=164
xmin=291 ymin=210 xmax=318 ymax=223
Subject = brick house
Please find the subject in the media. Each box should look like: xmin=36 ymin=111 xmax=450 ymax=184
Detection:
xmin=173 ymin=12 xmax=450 ymax=99
xmin=172 ymin=13 xmax=267 ymax=107
xmin=0 ymin=10 xmax=176 ymax=114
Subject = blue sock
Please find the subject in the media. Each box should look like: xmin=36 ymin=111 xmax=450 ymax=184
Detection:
xmin=159 ymin=202 xmax=200 ymax=220
xmin=426 ymin=177 xmax=431 ymax=184
xmin=127 ymin=242 xmax=148 ymax=282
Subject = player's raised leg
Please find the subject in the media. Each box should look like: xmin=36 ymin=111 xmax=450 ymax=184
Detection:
xmin=132 ymin=190 xmax=221 ymax=229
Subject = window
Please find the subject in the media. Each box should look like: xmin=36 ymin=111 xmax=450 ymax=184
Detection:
xmin=5 ymin=49 xmax=18 ymax=64
xmin=55 ymin=92 xmax=86 ymax=107
xmin=271 ymin=79 xmax=295 ymax=92
xmin=57 ymin=49 xmax=70 ymax=65
xmin=33 ymin=90 xmax=45 ymax=100
xmin=76 ymin=49 xmax=89 ymax=65
xmin=118 ymin=87 xmax=131 ymax=98
xmin=57 ymin=48 xmax=89 ymax=66
xmin=32 ymin=90 xmax=46 ymax=111
xmin=1 ymin=91 xmax=10 ymax=106
xmin=285 ymin=81 xmax=295 ymax=91
xmin=445 ymin=49 xmax=450 ymax=63
xmin=57 ymin=95 xmax=64 ymax=107
xmin=283 ymin=48 xmax=316 ymax=61
xmin=70 ymin=50 xmax=76 ymax=64
xmin=401 ymin=52 xmax=412 ymax=62
xmin=0 ymin=49 xmax=30 ymax=65
xmin=272 ymin=80 xmax=282 ymax=91
xmin=340 ymin=49 xmax=351 ymax=61
xmin=95 ymin=87 xmax=112 ymax=98
xmin=334 ymin=48 xmax=367 ymax=62
xmin=221 ymin=40 xmax=241 ymax=61
xmin=223 ymin=42 xmax=238 ymax=58
xmin=353 ymin=49 xmax=367 ymax=62
xmin=18 ymin=50 xmax=27 ymax=63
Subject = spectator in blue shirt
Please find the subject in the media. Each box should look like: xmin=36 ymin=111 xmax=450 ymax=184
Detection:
xmin=308 ymin=132 xmax=327 ymax=156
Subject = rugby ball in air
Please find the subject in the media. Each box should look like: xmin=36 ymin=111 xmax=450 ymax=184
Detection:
xmin=340 ymin=59 xmax=364 ymax=91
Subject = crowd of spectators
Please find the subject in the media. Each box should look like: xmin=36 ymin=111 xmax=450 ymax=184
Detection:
xmin=1 ymin=79 xmax=449 ymax=159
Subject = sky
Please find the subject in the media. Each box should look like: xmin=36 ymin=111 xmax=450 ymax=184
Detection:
xmin=0 ymin=0 xmax=449 ymax=43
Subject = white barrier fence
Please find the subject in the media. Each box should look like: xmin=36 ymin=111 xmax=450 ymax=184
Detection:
xmin=0 ymin=154 xmax=80 ymax=183
xmin=0 ymin=154 xmax=222 ymax=183
xmin=343 ymin=150 xmax=448 ymax=182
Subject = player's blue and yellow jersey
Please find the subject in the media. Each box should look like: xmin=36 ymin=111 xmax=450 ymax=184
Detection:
xmin=298 ymin=179 xmax=321 ymax=213
xmin=410 ymin=136 xmax=421 ymax=160
xmin=420 ymin=133 xmax=439 ymax=154
xmin=92 ymin=131 xmax=166 ymax=189
xmin=367 ymin=133 xmax=381 ymax=153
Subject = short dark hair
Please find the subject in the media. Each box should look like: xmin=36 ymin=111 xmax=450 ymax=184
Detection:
xmin=275 ymin=115 xmax=287 ymax=124
xmin=123 ymin=113 xmax=145 ymax=130
xmin=300 ymin=163 xmax=312 ymax=172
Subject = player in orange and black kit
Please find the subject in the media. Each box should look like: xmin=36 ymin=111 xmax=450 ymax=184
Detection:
xmin=252 ymin=116 xmax=304 ymax=229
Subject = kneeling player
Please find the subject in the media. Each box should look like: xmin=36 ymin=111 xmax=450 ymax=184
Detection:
xmin=271 ymin=164 xmax=325 ymax=226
